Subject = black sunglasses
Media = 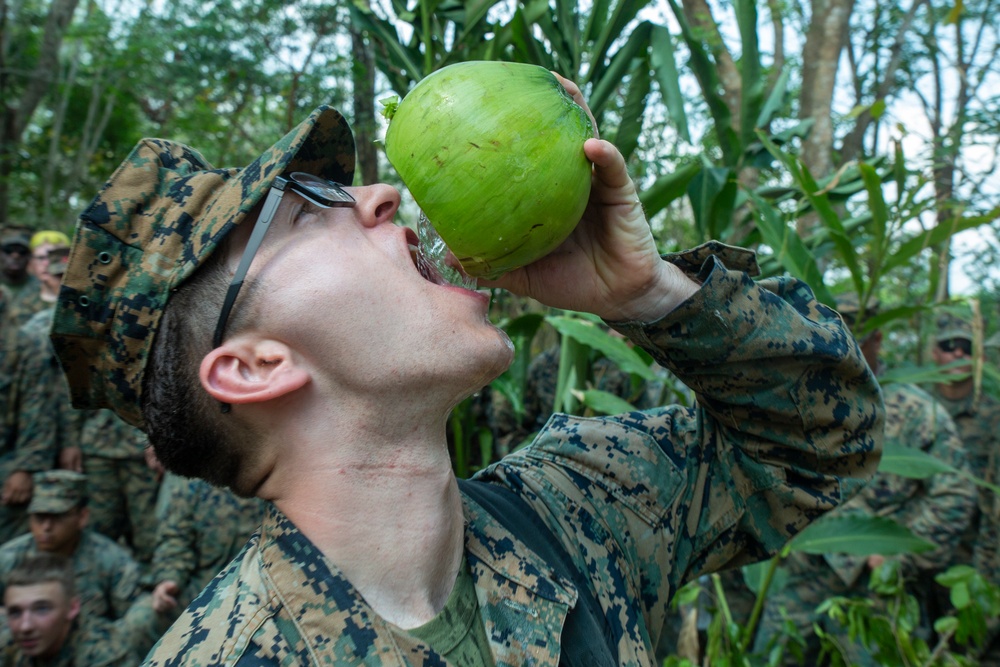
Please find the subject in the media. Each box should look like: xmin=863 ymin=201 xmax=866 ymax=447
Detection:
xmin=938 ymin=338 xmax=972 ymax=355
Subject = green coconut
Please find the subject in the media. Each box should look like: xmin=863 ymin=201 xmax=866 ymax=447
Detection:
xmin=382 ymin=61 xmax=594 ymax=279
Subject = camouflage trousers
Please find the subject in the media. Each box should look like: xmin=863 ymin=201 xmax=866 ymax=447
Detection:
xmin=82 ymin=455 xmax=160 ymax=566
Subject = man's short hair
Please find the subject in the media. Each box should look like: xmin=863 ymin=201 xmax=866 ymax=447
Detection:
xmin=5 ymin=554 xmax=76 ymax=599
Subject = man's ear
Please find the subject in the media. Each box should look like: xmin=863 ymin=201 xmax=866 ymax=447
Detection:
xmin=200 ymin=338 xmax=310 ymax=405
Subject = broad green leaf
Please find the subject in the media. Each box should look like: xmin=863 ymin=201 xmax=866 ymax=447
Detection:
xmin=736 ymin=0 xmax=762 ymax=148
xmin=859 ymin=163 xmax=887 ymax=267
xmin=878 ymin=442 xmax=958 ymax=478
xmin=877 ymin=359 xmax=971 ymax=385
xmin=790 ymin=516 xmax=934 ymax=556
xmin=757 ymin=131 xmax=864 ymax=295
xmin=587 ymin=0 xmax=650 ymax=86
xmin=546 ymin=315 xmax=658 ymax=380
xmin=747 ymin=190 xmax=834 ymax=305
xmin=649 ymin=24 xmax=690 ymax=142
xmin=755 ymin=67 xmax=791 ymax=129
xmin=639 ymin=161 xmax=701 ymax=218
xmin=612 ymin=57 xmax=652 ymax=161
xmin=574 ymin=388 xmax=639 ymax=415
xmin=589 ymin=22 xmax=652 ymax=118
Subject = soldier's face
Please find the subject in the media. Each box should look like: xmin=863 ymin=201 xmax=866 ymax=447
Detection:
xmin=29 ymin=508 xmax=87 ymax=557
xmin=1 ymin=244 xmax=30 ymax=276
xmin=933 ymin=338 xmax=974 ymax=380
xmin=4 ymin=582 xmax=79 ymax=658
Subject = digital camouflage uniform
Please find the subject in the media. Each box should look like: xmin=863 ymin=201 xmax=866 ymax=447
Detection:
xmin=755 ymin=381 xmax=973 ymax=665
xmin=152 ymin=475 xmax=267 ymax=612
xmin=73 ymin=409 xmax=159 ymax=567
xmin=0 ymin=471 xmax=143 ymax=623
xmin=0 ymin=311 xmax=64 ymax=544
xmin=141 ymin=243 xmax=884 ymax=666
xmin=489 ymin=343 xmax=671 ymax=455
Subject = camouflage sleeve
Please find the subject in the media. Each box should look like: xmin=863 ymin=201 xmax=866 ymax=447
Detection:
xmin=8 ymin=328 xmax=61 ymax=473
xmin=485 ymin=242 xmax=883 ymax=632
xmin=152 ymin=474 xmax=198 ymax=589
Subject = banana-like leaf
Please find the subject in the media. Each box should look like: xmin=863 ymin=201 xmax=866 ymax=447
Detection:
xmin=587 ymin=0 xmax=650 ymax=86
xmin=877 ymin=359 xmax=971 ymax=386
xmin=589 ymin=22 xmax=652 ymax=118
xmin=757 ymin=131 xmax=864 ymax=296
xmin=747 ymin=190 xmax=834 ymax=306
xmin=736 ymin=0 xmax=763 ymax=149
xmin=612 ymin=55 xmax=652 ymax=160
xmin=639 ymin=161 xmax=701 ymax=218
xmin=650 ymin=24 xmax=690 ymax=142
xmin=790 ymin=516 xmax=934 ymax=556
xmin=546 ymin=315 xmax=659 ymax=380
xmin=574 ymin=388 xmax=639 ymax=416
xmin=878 ymin=442 xmax=1000 ymax=496
xmin=755 ymin=68 xmax=791 ymax=129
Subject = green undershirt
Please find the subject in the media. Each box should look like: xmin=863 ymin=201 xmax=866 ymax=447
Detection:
xmin=405 ymin=556 xmax=495 ymax=667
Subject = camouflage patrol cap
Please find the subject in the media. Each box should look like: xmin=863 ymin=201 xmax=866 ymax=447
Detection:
xmin=935 ymin=310 xmax=973 ymax=343
xmin=1 ymin=229 xmax=31 ymax=250
xmin=28 ymin=470 xmax=87 ymax=514
xmin=49 ymin=106 xmax=356 ymax=429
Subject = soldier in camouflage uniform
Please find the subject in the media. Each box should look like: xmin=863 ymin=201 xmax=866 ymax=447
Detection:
xmin=0 ymin=251 xmax=76 ymax=544
xmin=49 ymin=83 xmax=883 ymax=666
xmin=0 ymin=230 xmax=46 ymax=348
xmin=929 ymin=312 xmax=1000 ymax=663
xmin=150 ymin=474 xmax=266 ymax=617
xmin=0 ymin=471 xmax=142 ymax=625
xmin=1 ymin=553 xmax=146 ymax=666
xmin=57 ymin=409 xmax=159 ymax=570
xmin=755 ymin=298 xmax=974 ymax=665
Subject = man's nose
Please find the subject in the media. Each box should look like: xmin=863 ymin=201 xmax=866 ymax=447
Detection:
xmin=348 ymin=184 xmax=401 ymax=228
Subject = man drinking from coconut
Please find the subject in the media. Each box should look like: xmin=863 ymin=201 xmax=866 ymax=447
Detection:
xmin=49 ymin=73 xmax=883 ymax=666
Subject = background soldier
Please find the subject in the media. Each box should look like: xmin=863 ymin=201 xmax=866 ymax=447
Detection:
xmin=0 ymin=471 xmax=142 ymax=624
xmin=2 ymin=553 xmax=146 ymax=666
xmin=150 ymin=475 xmax=266 ymax=617
xmin=755 ymin=298 xmax=974 ymax=665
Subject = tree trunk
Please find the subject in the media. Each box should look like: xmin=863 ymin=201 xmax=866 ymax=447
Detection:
xmin=0 ymin=0 xmax=80 ymax=222
xmin=350 ymin=20 xmax=378 ymax=185
xmin=797 ymin=0 xmax=855 ymax=235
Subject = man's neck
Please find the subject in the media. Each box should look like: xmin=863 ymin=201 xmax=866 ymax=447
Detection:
xmin=260 ymin=416 xmax=465 ymax=630
xmin=936 ymin=378 xmax=973 ymax=402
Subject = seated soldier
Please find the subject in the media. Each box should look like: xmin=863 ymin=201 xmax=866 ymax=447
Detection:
xmin=1 ymin=552 xmax=144 ymax=666
xmin=0 ymin=471 xmax=141 ymax=623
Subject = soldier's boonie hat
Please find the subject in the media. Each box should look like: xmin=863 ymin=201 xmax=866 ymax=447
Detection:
xmin=1 ymin=229 xmax=31 ymax=250
xmin=30 ymin=230 xmax=71 ymax=250
xmin=49 ymin=106 xmax=356 ymax=428
xmin=28 ymin=471 xmax=88 ymax=514
xmin=46 ymin=247 xmax=70 ymax=277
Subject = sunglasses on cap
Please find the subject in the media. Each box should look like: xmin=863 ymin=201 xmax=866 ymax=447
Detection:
xmin=938 ymin=338 xmax=972 ymax=355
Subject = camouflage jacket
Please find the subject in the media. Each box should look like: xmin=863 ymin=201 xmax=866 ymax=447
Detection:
xmin=930 ymin=388 xmax=1000 ymax=567
xmin=153 ymin=475 xmax=267 ymax=609
xmin=0 ymin=530 xmax=142 ymax=621
xmin=0 ymin=309 xmax=71 ymax=477
xmin=0 ymin=278 xmax=46 ymax=351
xmin=142 ymin=245 xmax=884 ymax=666
xmin=782 ymin=382 xmax=974 ymax=593
xmin=0 ymin=617 xmax=145 ymax=667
